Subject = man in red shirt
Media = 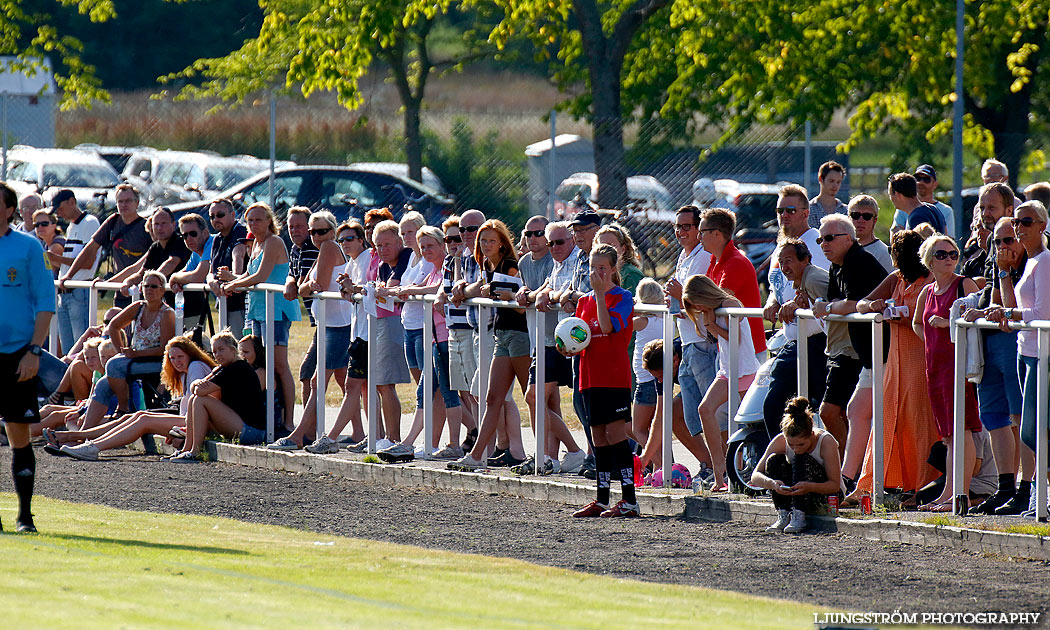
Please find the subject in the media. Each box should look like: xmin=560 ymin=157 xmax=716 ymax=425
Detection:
xmin=700 ymin=208 xmax=767 ymax=357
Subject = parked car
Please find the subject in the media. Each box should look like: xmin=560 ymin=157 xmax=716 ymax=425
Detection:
xmin=123 ymin=149 xmax=289 ymax=207
xmin=348 ymin=162 xmax=447 ymax=196
xmin=73 ymin=143 xmax=148 ymax=174
xmin=165 ymin=165 xmax=455 ymax=228
xmin=4 ymin=145 xmax=120 ymax=218
xmin=554 ymin=172 xmax=673 ymax=218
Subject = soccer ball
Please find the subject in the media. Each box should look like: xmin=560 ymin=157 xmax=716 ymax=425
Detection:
xmin=554 ymin=316 xmax=591 ymax=354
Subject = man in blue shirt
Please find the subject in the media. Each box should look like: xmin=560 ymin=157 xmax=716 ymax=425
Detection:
xmin=0 ymin=181 xmax=56 ymax=533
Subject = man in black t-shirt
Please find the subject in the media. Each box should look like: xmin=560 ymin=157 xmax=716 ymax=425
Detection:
xmin=206 ymin=199 xmax=249 ymax=335
xmin=110 ymin=208 xmax=190 ymax=306
xmin=812 ymin=215 xmax=889 ymax=460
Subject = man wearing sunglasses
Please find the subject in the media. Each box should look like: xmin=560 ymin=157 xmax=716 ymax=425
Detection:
xmin=847 ymin=195 xmax=892 ymax=271
xmin=813 ymin=215 xmax=889 ymax=459
xmin=168 ymin=213 xmax=215 ymax=332
xmin=888 ymin=172 xmax=946 ymax=237
xmin=206 ymin=198 xmax=248 ymax=336
xmin=52 ymin=188 xmax=100 ymax=353
xmin=808 ymin=160 xmax=848 ymax=230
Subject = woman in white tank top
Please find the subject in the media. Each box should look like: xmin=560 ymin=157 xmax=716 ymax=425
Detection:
xmin=752 ymin=397 xmax=843 ymax=534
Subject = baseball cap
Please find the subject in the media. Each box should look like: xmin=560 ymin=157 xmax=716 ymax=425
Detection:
xmin=51 ymin=189 xmax=76 ymax=208
xmin=914 ymin=164 xmax=937 ymax=180
xmin=570 ymin=209 xmax=602 ymax=228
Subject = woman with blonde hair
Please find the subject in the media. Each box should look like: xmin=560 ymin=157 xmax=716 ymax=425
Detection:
xmin=595 ymin=223 xmax=643 ymax=295
xmin=54 ymin=336 xmax=216 ymax=460
xmin=682 ymin=273 xmax=760 ymax=492
xmin=221 ymin=202 xmax=301 ymax=431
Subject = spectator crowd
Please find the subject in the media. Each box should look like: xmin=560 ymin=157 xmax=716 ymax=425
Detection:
xmin=3 ymin=155 xmax=1050 ymax=531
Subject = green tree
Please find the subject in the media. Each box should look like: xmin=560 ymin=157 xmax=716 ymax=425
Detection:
xmin=664 ymin=0 xmax=1050 ymax=189
xmin=4 ymin=0 xmax=115 ymax=108
xmin=162 ymin=0 xmax=492 ymax=182
xmin=480 ymin=0 xmax=672 ymax=207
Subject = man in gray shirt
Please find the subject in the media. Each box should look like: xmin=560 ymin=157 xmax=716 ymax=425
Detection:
xmin=517 ymin=217 xmax=587 ymax=474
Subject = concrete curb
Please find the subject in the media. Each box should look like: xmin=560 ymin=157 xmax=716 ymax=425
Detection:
xmin=684 ymin=496 xmax=1050 ymax=561
xmin=135 ymin=437 xmax=1050 ymax=560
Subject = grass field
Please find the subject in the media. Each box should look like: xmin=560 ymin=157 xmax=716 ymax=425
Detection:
xmin=1 ymin=495 xmax=822 ymax=629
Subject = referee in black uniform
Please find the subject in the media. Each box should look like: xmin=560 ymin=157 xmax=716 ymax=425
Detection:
xmin=0 ymin=181 xmax=55 ymax=532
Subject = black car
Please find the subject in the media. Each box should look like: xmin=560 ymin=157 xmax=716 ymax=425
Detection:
xmin=164 ymin=165 xmax=455 ymax=227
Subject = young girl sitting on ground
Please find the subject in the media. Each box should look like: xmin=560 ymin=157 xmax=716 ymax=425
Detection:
xmin=569 ymin=244 xmax=638 ymax=518
xmin=751 ymin=396 xmax=843 ymax=534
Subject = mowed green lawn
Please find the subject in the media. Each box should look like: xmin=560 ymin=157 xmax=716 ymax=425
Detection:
xmin=0 ymin=495 xmax=823 ymax=629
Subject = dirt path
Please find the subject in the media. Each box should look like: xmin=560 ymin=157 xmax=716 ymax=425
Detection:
xmin=10 ymin=449 xmax=1050 ymax=616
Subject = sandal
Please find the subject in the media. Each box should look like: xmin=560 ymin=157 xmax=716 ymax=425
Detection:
xmin=42 ymin=427 xmax=61 ymax=450
xmin=919 ymin=500 xmax=951 ymax=512
xmin=47 ymin=391 xmax=68 ymax=406
xmin=168 ymin=426 xmax=186 ymax=440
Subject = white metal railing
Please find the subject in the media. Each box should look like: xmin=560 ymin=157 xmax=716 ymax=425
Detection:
xmin=954 ymin=317 xmax=1048 ymax=522
xmin=58 ymin=276 xmax=1043 ymax=515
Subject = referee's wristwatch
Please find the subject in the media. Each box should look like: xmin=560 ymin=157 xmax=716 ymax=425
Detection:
xmin=27 ymin=344 xmax=42 ymax=356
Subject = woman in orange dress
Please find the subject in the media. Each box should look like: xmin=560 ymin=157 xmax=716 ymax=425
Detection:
xmin=847 ymin=230 xmax=940 ymax=503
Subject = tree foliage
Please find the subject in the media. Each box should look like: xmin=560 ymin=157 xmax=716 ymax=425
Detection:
xmin=664 ymin=0 xmax=1050 ymax=186
xmin=3 ymin=0 xmax=115 ymax=108
xmin=161 ymin=0 xmax=492 ymax=181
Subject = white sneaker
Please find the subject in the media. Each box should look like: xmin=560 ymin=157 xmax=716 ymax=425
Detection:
xmin=346 ymin=437 xmax=369 ymax=453
xmin=378 ymin=442 xmax=416 ymax=463
xmin=169 ymin=450 xmax=199 ymax=463
xmin=447 ymin=454 xmax=483 ymax=471
xmin=560 ymin=450 xmax=587 ymax=474
xmin=432 ymin=445 xmax=464 ymax=460
xmin=375 ymin=438 xmax=396 ymax=452
xmin=766 ymin=509 xmax=791 ymax=532
xmin=267 ymin=437 xmax=300 ymax=451
xmin=304 ymin=436 xmax=340 ymax=454
xmin=783 ymin=508 xmax=807 ymax=533
xmin=61 ymin=443 xmax=100 ymax=461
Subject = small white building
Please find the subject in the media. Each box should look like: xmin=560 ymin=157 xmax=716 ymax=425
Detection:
xmin=525 ymin=134 xmax=595 ymax=217
xmin=0 ymin=56 xmax=57 ymax=150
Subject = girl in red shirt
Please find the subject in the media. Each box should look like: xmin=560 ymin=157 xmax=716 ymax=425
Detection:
xmin=570 ymin=244 xmax=638 ymax=518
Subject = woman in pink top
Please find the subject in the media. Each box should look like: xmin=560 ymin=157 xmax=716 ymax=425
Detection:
xmin=913 ymin=235 xmax=981 ymax=511
xmin=388 ymin=226 xmax=463 ymax=457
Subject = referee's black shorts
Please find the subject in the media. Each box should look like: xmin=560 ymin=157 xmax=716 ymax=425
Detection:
xmin=0 ymin=346 xmax=41 ymax=424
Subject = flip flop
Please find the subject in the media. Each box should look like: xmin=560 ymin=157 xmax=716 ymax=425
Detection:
xmin=42 ymin=427 xmax=60 ymax=450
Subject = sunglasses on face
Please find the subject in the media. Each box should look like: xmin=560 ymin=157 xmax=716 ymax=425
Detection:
xmin=932 ymin=249 xmax=960 ymax=261
xmin=993 ymin=236 xmax=1017 ymax=247
xmin=209 ymin=211 xmax=227 ymax=220
xmin=547 ymin=238 xmax=568 ymax=247
xmin=444 ymin=235 xmax=463 ymax=244
xmin=776 ymin=206 xmax=798 ymax=215
xmin=461 ymin=225 xmax=481 ymax=233
xmin=34 ymin=221 xmax=51 ymax=228
xmin=849 ymin=212 xmax=876 ymax=221
xmin=815 ymin=233 xmax=849 ymax=245
xmin=309 ymin=227 xmax=332 ymax=236
xmin=180 ymin=229 xmax=199 ymax=239
xmin=524 ymin=229 xmax=545 ymax=238
xmin=142 ymin=283 xmax=164 ymax=290
xmin=915 ymin=175 xmax=933 ymax=183
xmin=1012 ymin=216 xmax=1041 ymax=228
xmin=336 ymin=235 xmax=359 ymax=243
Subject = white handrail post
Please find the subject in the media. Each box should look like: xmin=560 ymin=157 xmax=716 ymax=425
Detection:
xmin=367 ymin=311 xmax=378 ymax=454
xmin=727 ymin=312 xmax=739 ymax=433
xmin=797 ymin=313 xmax=809 ymax=402
xmin=534 ymin=308 xmax=546 ymax=475
xmin=871 ymin=316 xmax=885 ymax=505
xmin=423 ymin=297 xmax=435 ymax=459
xmin=218 ymin=294 xmax=228 ymax=331
xmin=478 ymin=305 xmax=493 ymax=459
xmin=661 ymin=310 xmax=674 ymax=487
xmin=49 ymin=285 xmax=59 ymax=351
xmin=316 ymin=296 xmax=327 ymax=445
xmin=1037 ymin=328 xmax=1048 ymax=522
xmin=88 ymin=286 xmax=98 ymax=327
xmin=264 ymin=289 xmax=275 ymax=444
xmin=951 ymin=319 xmax=967 ymax=514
